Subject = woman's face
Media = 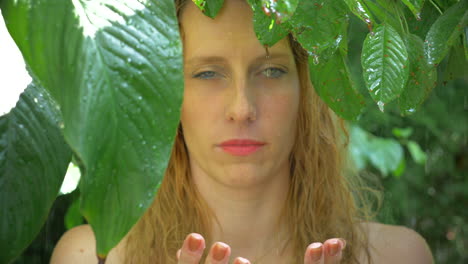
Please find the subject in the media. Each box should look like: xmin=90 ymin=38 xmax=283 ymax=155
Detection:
xmin=180 ymin=0 xmax=300 ymax=188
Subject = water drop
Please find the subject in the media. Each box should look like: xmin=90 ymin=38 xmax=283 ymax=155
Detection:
xmin=127 ymin=58 xmax=132 ymax=63
xmin=377 ymin=101 xmax=385 ymax=112
xmin=18 ymin=124 xmax=25 ymax=129
xmin=137 ymin=95 xmax=143 ymax=100
xmin=34 ymin=98 xmax=38 ymax=103
xmin=59 ymin=122 xmax=65 ymax=129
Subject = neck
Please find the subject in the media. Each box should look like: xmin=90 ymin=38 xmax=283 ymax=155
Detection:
xmin=191 ymin=163 xmax=291 ymax=261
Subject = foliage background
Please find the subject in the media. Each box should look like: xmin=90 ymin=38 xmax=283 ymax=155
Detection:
xmin=2 ymin=2 xmax=467 ymax=264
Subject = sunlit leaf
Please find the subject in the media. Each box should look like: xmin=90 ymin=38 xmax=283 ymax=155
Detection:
xmin=308 ymin=50 xmax=364 ymax=120
xmin=399 ymin=34 xmax=436 ymax=115
xmin=361 ymin=23 xmax=409 ymax=110
xmin=0 ymin=83 xmax=72 ymax=263
xmin=424 ymin=1 xmax=468 ymax=65
xmin=1 ymin=0 xmax=183 ymax=257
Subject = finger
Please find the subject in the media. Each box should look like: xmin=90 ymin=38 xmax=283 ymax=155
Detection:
xmin=323 ymin=238 xmax=346 ymax=264
xmin=205 ymin=242 xmax=231 ymax=264
xmin=178 ymin=233 xmax=206 ymax=264
xmin=304 ymin=242 xmax=323 ymax=264
xmin=177 ymin=249 xmax=181 ymax=261
xmin=233 ymin=257 xmax=251 ymax=264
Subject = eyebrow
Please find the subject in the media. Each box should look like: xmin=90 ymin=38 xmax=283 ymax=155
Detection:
xmin=185 ymin=52 xmax=291 ymax=67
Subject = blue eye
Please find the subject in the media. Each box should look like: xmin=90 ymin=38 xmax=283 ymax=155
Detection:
xmin=193 ymin=71 xmax=218 ymax=80
xmin=262 ymin=67 xmax=286 ymax=78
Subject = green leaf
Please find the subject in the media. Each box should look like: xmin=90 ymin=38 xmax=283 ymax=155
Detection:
xmin=367 ymin=136 xmax=404 ymax=177
xmin=260 ymin=0 xmax=298 ymax=23
xmin=392 ymin=157 xmax=406 ymax=178
xmin=392 ymin=127 xmax=413 ymax=139
xmin=2 ymin=0 xmax=183 ymax=257
xmin=348 ymin=125 xmax=404 ymax=176
xmin=290 ymin=0 xmax=348 ymax=61
xmin=401 ymin=0 xmax=425 ymax=20
xmin=0 ymin=83 xmax=72 ymax=263
xmin=424 ymin=1 xmax=468 ymax=65
xmin=308 ymin=50 xmax=364 ymax=120
xmin=65 ymin=197 xmax=85 ymax=230
xmin=361 ymin=23 xmax=409 ymax=110
xmin=399 ymin=34 xmax=437 ymax=115
xmin=365 ymin=0 xmax=401 ymax=32
xmin=251 ymin=0 xmax=290 ymax=46
xmin=206 ymin=0 xmax=225 ymax=18
xmin=407 ymin=140 xmax=427 ymax=164
xmin=343 ymin=0 xmax=374 ymax=25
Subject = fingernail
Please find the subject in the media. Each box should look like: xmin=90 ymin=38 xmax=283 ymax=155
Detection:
xmin=213 ymin=242 xmax=228 ymax=261
xmin=310 ymin=243 xmax=322 ymax=261
xmin=234 ymin=257 xmax=250 ymax=264
xmin=338 ymin=238 xmax=347 ymax=250
xmin=328 ymin=240 xmax=340 ymax=256
xmin=188 ymin=234 xmax=202 ymax=252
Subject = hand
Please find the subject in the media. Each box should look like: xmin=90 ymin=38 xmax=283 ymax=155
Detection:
xmin=176 ymin=233 xmax=250 ymax=264
xmin=176 ymin=233 xmax=346 ymax=264
xmin=303 ymin=238 xmax=346 ymax=264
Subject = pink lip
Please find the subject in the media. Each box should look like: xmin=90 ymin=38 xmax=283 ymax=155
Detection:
xmin=219 ymin=139 xmax=266 ymax=156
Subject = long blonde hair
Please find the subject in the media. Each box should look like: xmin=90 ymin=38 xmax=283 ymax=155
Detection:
xmin=124 ymin=1 xmax=378 ymax=263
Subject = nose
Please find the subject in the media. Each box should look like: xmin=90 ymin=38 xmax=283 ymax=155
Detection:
xmin=224 ymin=79 xmax=257 ymax=123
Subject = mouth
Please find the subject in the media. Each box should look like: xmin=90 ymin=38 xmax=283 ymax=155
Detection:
xmin=218 ymin=139 xmax=266 ymax=156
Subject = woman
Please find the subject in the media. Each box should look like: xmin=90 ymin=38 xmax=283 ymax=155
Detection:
xmin=51 ymin=0 xmax=434 ymax=263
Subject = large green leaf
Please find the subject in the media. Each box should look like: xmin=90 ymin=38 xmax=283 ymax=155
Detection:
xmin=361 ymin=23 xmax=409 ymax=110
xmin=1 ymin=0 xmax=183 ymax=257
xmin=250 ymin=0 xmax=291 ymax=47
xmin=308 ymin=50 xmax=364 ymax=120
xmin=399 ymin=34 xmax=436 ymax=115
xmin=290 ymin=0 xmax=348 ymax=61
xmin=424 ymin=1 xmax=468 ymax=65
xmin=0 ymin=83 xmax=72 ymax=263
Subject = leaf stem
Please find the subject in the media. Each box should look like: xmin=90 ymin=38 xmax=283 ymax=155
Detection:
xmin=429 ymin=0 xmax=443 ymax=15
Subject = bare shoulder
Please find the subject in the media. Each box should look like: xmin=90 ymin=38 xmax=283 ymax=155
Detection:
xmin=50 ymin=224 xmax=126 ymax=264
xmin=360 ymin=222 xmax=434 ymax=264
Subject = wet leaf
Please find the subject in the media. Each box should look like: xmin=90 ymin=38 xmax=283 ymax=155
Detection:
xmin=260 ymin=0 xmax=298 ymax=23
xmin=0 ymin=83 xmax=72 ymax=263
xmin=399 ymin=34 xmax=436 ymax=115
xmin=2 ymin=0 xmax=183 ymax=257
xmin=424 ymin=1 xmax=468 ymax=65
xmin=365 ymin=0 xmax=400 ymax=32
xmin=361 ymin=23 xmax=409 ymax=109
xmin=343 ymin=0 xmax=374 ymax=26
xmin=251 ymin=0 xmax=291 ymax=47
xmin=290 ymin=0 xmax=348 ymax=61
xmin=308 ymin=49 xmax=364 ymax=120
xmin=401 ymin=0 xmax=425 ymax=20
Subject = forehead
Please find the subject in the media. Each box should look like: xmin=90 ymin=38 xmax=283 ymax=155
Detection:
xmin=179 ymin=0 xmax=292 ymax=59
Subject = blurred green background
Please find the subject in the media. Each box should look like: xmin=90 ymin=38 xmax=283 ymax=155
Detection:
xmin=6 ymin=8 xmax=467 ymax=264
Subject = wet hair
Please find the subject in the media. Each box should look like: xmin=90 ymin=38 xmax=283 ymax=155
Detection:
xmin=124 ymin=0 xmax=378 ymax=263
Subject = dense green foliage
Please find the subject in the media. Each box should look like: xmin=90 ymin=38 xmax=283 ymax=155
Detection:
xmin=0 ymin=0 xmax=466 ymax=263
